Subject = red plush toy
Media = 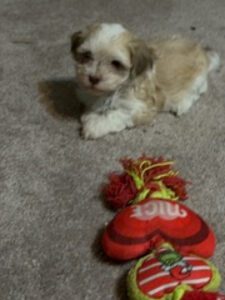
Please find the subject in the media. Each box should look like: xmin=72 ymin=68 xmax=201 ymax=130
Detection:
xmin=100 ymin=156 xmax=224 ymax=300
xmin=102 ymin=157 xmax=215 ymax=261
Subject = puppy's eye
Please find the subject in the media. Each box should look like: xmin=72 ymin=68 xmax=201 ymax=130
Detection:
xmin=77 ymin=51 xmax=92 ymax=64
xmin=111 ymin=60 xmax=125 ymax=70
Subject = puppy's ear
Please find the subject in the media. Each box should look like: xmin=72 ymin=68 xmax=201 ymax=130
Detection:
xmin=129 ymin=39 xmax=155 ymax=77
xmin=71 ymin=31 xmax=85 ymax=55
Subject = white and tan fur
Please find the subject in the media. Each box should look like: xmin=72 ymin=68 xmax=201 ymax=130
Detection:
xmin=71 ymin=23 xmax=220 ymax=139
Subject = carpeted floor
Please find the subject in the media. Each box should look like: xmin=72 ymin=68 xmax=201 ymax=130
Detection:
xmin=1 ymin=0 xmax=225 ymax=299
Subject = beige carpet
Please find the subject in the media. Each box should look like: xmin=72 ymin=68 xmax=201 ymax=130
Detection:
xmin=1 ymin=0 xmax=225 ymax=299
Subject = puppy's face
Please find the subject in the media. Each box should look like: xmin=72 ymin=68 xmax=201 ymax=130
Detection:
xmin=71 ymin=23 xmax=154 ymax=95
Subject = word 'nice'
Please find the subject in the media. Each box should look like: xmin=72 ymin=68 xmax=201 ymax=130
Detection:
xmin=131 ymin=200 xmax=188 ymax=221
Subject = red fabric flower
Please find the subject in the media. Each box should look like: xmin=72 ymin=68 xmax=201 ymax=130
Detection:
xmin=163 ymin=176 xmax=189 ymax=201
xmin=103 ymin=173 xmax=138 ymax=209
xmin=182 ymin=291 xmax=225 ymax=300
xmin=103 ymin=156 xmax=189 ymax=209
xmin=120 ymin=157 xmax=189 ymax=200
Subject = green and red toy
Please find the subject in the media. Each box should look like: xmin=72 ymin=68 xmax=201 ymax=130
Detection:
xmin=127 ymin=244 xmax=222 ymax=300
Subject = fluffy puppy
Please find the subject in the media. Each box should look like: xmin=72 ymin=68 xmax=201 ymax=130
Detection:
xmin=71 ymin=23 xmax=220 ymax=139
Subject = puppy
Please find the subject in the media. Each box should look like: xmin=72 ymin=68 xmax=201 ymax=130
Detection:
xmin=71 ymin=23 xmax=220 ymax=139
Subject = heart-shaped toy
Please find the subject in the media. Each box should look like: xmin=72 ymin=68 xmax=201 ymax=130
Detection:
xmin=102 ymin=198 xmax=215 ymax=260
xmin=127 ymin=245 xmax=221 ymax=300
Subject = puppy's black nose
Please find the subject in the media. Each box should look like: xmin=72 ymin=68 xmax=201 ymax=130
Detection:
xmin=89 ymin=75 xmax=100 ymax=85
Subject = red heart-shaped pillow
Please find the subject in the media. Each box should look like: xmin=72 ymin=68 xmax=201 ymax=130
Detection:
xmin=102 ymin=198 xmax=215 ymax=261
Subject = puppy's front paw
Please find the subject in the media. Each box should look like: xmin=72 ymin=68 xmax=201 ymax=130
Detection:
xmin=81 ymin=114 xmax=107 ymax=139
xmin=82 ymin=124 xmax=99 ymax=139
